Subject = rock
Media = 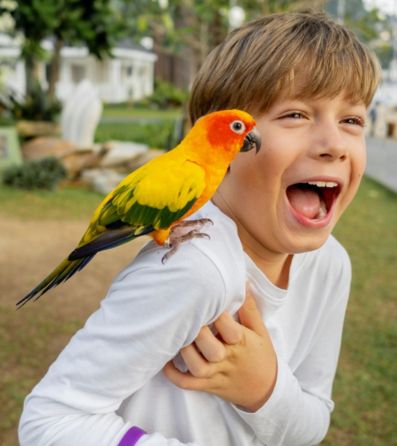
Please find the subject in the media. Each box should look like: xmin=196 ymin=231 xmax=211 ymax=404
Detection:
xmin=80 ymin=168 xmax=126 ymax=194
xmin=99 ymin=141 xmax=148 ymax=168
xmin=126 ymin=148 xmax=164 ymax=171
xmin=17 ymin=120 xmax=60 ymax=138
xmin=62 ymin=149 xmax=105 ymax=179
xmin=22 ymin=137 xmax=109 ymax=178
xmin=22 ymin=137 xmax=77 ymax=161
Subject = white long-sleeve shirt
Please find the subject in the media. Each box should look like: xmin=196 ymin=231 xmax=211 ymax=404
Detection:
xmin=19 ymin=201 xmax=351 ymax=446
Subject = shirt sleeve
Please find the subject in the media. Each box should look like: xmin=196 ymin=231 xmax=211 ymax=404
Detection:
xmin=18 ymin=243 xmax=227 ymax=446
xmin=234 ymin=249 xmax=352 ymax=446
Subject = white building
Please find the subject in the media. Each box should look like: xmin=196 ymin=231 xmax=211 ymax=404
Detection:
xmin=0 ymin=34 xmax=157 ymax=103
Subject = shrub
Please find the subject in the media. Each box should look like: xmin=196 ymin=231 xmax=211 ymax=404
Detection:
xmin=2 ymin=157 xmax=67 ymax=190
xmin=0 ymin=83 xmax=61 ymax=122
xmin=146 ymin=80 xmax=188 ymax=109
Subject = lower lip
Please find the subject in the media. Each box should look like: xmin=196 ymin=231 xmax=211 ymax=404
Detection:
xmin=286 ymin=197 xmax=335 ymax=229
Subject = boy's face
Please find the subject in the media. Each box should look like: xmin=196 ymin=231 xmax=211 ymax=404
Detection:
xmin=213 ymin=92 xmax=367 ymax=258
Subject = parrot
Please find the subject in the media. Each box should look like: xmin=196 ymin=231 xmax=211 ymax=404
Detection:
xmin=17 ymin=109 xmax=261 ymax=308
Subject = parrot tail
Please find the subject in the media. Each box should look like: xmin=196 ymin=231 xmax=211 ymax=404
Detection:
xmin=17 ymin=225 xmax=154 ymax=308
xmin=16 ymin=255 xmax=94 ymax=309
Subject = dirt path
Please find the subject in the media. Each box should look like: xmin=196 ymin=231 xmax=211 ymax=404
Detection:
xmin=0 ymin=217 xmax=148 ymax=312
xmin=0 ymin=216 xmax=148 ymax=446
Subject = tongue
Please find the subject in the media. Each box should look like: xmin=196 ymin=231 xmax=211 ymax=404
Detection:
xmin=287 ymin=185 xmax=321 ymax=219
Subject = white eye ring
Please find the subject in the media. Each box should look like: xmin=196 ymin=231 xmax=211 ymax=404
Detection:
xmin=230 ymin=120 xmax=246 ymax=134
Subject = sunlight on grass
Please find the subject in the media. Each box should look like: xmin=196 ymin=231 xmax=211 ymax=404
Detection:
xmin=102 ymin=104 xmax=181 ymax=120
xmin=97 ymin=105 xmax=182 ymax=150
xmin=0 ymin=184 xmax=103 ymax=220
xmin=95 ymin=120 xmax=175 ymax=149
xmin=0 ymin=177 xmax=395 ymax=445
xmin=325 ymin=178 xmax=397 ymax=445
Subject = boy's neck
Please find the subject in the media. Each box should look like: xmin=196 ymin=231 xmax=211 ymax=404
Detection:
xmin=212 ymin=195 xmax=293 ymax=289
xmin=244 ymin=244 xmax=293 ymax=289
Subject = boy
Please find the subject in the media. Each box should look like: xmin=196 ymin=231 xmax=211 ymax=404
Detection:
xmin=19 ymin=12 xmax=380 ymax=446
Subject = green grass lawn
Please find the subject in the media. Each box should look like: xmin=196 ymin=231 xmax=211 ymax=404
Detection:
xmin=95 ymin=121 xmax=176 ymax=150
xmin=0 ymin=183 xmax=103 ymax=220
xmin=95 ymin=105 xmax=182 ymax=150
xmin=0 ymin=177 xmax=395 ymax=445
xmin=102 ymin=103 xmax=182 ymax=120
xmin=326 ymin=178 xmax=397 ymax=445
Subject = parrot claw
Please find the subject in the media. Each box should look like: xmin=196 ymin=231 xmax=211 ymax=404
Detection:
xmin=161 ymin=219 xmax=213 ymax=263
xmin=172 ymin=218 xmax=214 ymax=229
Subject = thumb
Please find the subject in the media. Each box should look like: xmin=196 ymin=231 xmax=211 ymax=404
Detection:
xmin=238 ymin=287 xmax=267 ymax=337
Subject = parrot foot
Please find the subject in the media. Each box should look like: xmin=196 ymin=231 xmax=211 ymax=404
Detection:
xmin=162 ymin=219 xmax=213 ymax=263
xmin=172 ymin=218 xmax=214 ymax=229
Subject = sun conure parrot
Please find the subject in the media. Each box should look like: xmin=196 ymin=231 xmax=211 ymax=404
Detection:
xmin=17 ymin=109 xmax=260 ymax=307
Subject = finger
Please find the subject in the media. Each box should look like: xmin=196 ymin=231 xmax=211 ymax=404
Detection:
xmin=180 ymin=344 xmax=216 ymax=378
xmin=214 ymin=312 xmax=243 ymax=344
xmin=194 ymin=326 xmax=226 ymax=362
xmin=163 ymin=361 xmax=210 ymax=391
xmin=238 ymin=289 xmax=267 ymax=336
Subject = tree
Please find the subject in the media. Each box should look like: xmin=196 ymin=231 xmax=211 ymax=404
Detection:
xmin=120 ymin=0 xmax=325 ymax=87
xmin=0 ymin=0 xmax=122 ymax=97
xmin=0 ymin=1 xmax=57 ymax=95
xmin=325 ymin=0 xmax=393 ymax=68
xmin=47 ymin=0 xmax=122 ymax=98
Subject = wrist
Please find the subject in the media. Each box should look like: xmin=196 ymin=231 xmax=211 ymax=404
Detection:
xmin=119 ymin=426 xmax=147 ymax=446
xmin=243 ymin=351 xmax=278 ymax=412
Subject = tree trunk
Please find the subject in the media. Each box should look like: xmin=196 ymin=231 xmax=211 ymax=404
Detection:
xmin=48 ymin=39 xmax=64 ymax=100
xmin=25 ymin=53 xmax=41 ymax=96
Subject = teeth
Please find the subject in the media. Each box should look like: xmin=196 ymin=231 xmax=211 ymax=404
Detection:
xmin=307 ymin=181 xmax=338 ymax=188
xmin=317 ymin=201 xmax=327 ymax=219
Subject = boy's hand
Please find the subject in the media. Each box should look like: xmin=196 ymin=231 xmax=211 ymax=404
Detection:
xmin=163 ymin=291 xmax=277 ymax=412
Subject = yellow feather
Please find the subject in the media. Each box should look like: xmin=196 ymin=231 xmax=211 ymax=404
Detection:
xmin=18 ymin=109 xmax=258 ymax=306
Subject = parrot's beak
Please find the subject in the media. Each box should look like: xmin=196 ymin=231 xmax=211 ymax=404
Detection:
xmin=241 ymin=127 xmax=261 ymax=153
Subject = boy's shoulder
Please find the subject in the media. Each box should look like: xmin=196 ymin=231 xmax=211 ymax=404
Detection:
xmin=126 ymin=201 xmax=246 ymax=298
xmin=301 ymin=235 xmax=352 ymax=286
xmin=320 ymin=235 xmax=351 ymax=267
xmin=108 ymin=202 xmax=246 ymax=319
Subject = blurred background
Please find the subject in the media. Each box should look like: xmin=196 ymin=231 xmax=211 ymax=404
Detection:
xmin=0 ymin=1 xmax=396 ymax=445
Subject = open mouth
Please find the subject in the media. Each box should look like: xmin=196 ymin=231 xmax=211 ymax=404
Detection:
xmin=286 ymin=180 xmax=341 ymax=221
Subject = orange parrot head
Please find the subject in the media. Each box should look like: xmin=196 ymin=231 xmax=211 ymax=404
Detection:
xmin=184 ymin=109 xmax=261 ymax=163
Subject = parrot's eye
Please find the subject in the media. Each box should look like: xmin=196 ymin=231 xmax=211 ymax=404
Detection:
xmin=230 ymin=120 xmax=246 ymax=134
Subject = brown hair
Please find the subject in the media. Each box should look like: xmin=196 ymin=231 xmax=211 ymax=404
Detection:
xmin=189 ymin=12 xmax=381 ymax=124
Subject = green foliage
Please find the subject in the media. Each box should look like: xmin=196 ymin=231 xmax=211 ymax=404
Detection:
xmin=375 ymin=42 xmax=394 ymax=69
xmin=145 ymin=80 xmax=188 ymax=109
xmin=0 ymin=0 xmax=123 ymax=95
xmin=0 ymin=0 xmax=121 ymax=57
xmin=2 ymin=157 xmax=66 ymax=190
xmin=0 ymin=83 xmax=61 ymax=122
xmin=326 ymin=0 xmax=394 ymax=68
xmin=120 ymin=0 xmax=324 ymax=70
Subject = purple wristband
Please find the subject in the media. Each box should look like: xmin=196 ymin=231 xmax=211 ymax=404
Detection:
xmin=118 ymin=426 xmax=146 ymax=446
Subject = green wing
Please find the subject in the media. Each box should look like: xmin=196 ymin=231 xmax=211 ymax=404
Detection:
xmin=69 ymin=158 xmax=206 ymax=260
xmin=105 ymin=158 xmax=206 ymax=230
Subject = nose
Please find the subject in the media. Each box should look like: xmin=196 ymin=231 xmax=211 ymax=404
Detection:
xmin=309 ymin=121 xmax=348 ymax=162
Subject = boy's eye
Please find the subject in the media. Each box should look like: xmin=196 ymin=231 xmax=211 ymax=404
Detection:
xmin=342 ymin=117 xmax=365 ymax=127
xmin=284 ymin=112 xmax=304 ymax=119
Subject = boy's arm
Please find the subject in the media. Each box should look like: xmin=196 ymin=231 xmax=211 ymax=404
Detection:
xmin=165 ymin=284 xmax=350 ymax=446
xmin=164 ymin=293 xmax=278 ymax=411
xmin=18 ymin=246 xmax=227 ymax=446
